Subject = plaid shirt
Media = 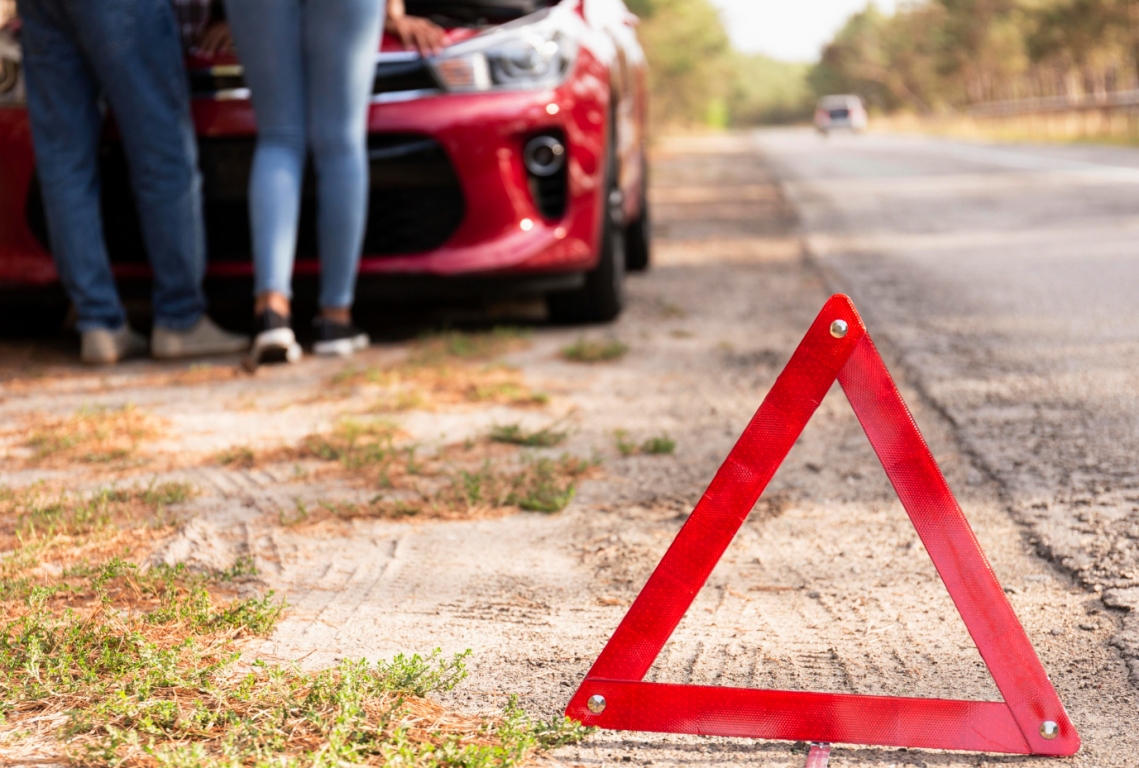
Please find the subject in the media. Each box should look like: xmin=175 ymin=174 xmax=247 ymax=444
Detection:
xmin=171 ymin=0 xmax=217 ymax=51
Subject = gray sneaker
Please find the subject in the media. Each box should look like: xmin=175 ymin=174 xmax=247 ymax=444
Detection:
xmin=151 ymin=316 xmax=249 ymax=359
xmin=81 ymin=324 xmax=148 ymax=365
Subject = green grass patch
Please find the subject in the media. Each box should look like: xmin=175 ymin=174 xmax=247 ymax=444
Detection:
xmin=0 ymin=565 xmax=586 ymax=766
xmin=640 ymin=435 xmax=676 ymax=455
xmin=614 ymin=431 xmax=676 ymax=457
xmin=0 ymin=475 xmax=589 ymax=765
xmin=614 ymin=430 xmax=638 ymax=457
xmin=437 ymin=454 xmax=595 ymax=515
xmin=560 ymin=338 xmax=628 ymax=363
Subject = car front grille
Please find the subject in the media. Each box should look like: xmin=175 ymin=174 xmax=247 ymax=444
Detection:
xmin=189 ymin=57 xmax=439 ymax=99
xmin=26 ymin=134 xmax=466 ymax=265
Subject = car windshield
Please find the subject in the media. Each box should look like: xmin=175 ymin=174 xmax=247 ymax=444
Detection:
xmin=405 ymin=0 xmax=560 ymax=26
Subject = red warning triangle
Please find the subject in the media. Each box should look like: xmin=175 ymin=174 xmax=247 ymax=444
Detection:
xmin=566 ymin=294 xmax=1079 ymax=756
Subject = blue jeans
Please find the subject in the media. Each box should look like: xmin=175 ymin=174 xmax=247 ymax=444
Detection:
xmin=225 ymin=0 xmax=385 ymax=310
xmin=17 ymin=0 xmax=207 ymax=332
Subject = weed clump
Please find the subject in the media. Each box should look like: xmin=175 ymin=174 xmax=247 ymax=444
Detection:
xmin=614 ymin=430 xmax=676 ymax=457
xmin=560 ymin=337 xmax=628 ymax=363
xmin=433 ymin=454 xmax=593 ymax=515
xmin=641 ymin=435 xmax=676 ymax=455
xmin=489 ymin=423 xmax=567 ymax=448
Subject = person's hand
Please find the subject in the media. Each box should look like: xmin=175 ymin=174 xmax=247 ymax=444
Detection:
xmin=196 ymin=21 xmax=233 ymax=58
xmin=386 ymin=15 xmax=446 ymax=58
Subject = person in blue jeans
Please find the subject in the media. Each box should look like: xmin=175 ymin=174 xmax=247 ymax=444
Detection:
xmin=225 ymin=0 xmax=387 ymax=362
xmin=16 ymin=0 xmax=249 ymax=364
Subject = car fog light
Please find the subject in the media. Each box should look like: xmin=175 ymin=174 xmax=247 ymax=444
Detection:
xmin=523 ymin=135 xmax=566 ymax=177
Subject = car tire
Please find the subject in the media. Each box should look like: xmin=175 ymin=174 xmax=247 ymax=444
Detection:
xmin=624 ymin=166 xmax=650 ymax=272
xmin=546 ymin=130 xmax=626 ymax=325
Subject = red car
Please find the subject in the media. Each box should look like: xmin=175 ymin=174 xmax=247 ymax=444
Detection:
xmin=0 ymin=0 xmax=649 ymax=324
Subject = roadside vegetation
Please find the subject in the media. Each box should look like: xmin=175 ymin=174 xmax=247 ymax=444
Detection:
xmin=614 ymin=430 xmax=676 ymax=457
xmin=626 ymin=0 xmax=815 ymax=127
xmin=489 ymin=423 xmax=568 ymax=448
xmin=20 ymin=404 xmax=161 ymax=466
xmin=329 ymin=328 xmax=547 ymax=411
xmin=560 ymin=338 xmax=628 ymax=363
xmin=0 ymin=481 xmax=590 ymax=765
xmin=214 ymin=417 xmax=598 ymax=521
xmin=813 ymin=1 xmax=1139 ymax=114
xmin=635 ymin=0 xmax=1139 ymax=138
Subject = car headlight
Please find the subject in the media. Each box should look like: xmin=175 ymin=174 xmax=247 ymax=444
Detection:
xmin=429 ymin=10 xmax=578 ymax=93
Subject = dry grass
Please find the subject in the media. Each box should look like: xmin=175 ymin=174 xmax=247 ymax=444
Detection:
xmin=0 ymin=480 xmax=590 ymax=766
xmin=0 ymin=481 xmax=196 ymax=570
xmin=327 ymin=328 xmax=548 ymax=411
xmin=876 ymin=111 xmax=1139 ymax=147
xmin=212 ymin=418 xmax=599 ymax=523
xmin=20 ymin=405 xmax=162 ymax=466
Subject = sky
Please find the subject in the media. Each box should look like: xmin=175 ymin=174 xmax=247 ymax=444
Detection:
xmin=706 ymin=0 xmax=896 ymax=63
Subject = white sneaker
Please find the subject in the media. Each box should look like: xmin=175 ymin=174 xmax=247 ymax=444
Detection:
xmin=312 ymin=317 xmax=370 ymax=357
xmin=250 ymin=329 xmax=303 ymax=365
xmin=151 ymin=316 xmax=249 ymax=359
xmin=81 ymin=324 xmax=148 ymax=365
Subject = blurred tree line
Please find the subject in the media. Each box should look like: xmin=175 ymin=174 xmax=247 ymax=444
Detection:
xmin=627 ymin=0 xmax=815 ymax=127
xmin=632 ymin=0 xmax=1139 ymax=127
xmin=811 ymin=0 xmax=1139 ymax=111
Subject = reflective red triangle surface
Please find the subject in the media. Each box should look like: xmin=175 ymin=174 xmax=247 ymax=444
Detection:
xmin=565 ymin=295 xmax=1079 ymax=756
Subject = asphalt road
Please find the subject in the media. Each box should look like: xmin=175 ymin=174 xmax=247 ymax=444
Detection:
xmin=756 ymin=128 xmax=1139 ymax=686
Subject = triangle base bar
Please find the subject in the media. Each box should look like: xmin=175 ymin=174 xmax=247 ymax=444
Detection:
xmin=568 ymin=681 xmax=1030 ymax=754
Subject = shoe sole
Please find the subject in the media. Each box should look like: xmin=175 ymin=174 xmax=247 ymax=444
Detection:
xmin=313 ymin=333 xmax=369 ymax=357
xmin=251 ymin=328 xmax=302 ymax=365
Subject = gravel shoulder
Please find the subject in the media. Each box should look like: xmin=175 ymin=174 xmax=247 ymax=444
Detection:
xmin=1 ymin=133 xmax=1135 ymax=766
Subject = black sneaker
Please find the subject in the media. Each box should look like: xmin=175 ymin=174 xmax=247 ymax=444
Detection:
xmin=250 ymin=309 xmax=302 ymax=365
xmin=312 ymin=317 xmax=369 ymax=357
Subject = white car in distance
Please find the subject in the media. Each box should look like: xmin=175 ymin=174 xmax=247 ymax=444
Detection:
xmin=815 ymin=94 xmax=868 ymax=134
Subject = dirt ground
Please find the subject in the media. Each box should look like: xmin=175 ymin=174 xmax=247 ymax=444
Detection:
xmin=1 ymin=134 xmax=1136 ymax=767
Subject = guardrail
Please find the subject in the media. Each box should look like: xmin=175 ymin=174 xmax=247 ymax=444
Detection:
xmin=969 ymin=89 xmax=1139 ymax=117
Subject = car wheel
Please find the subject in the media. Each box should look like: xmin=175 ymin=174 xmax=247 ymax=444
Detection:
xmin=624 ymin=165 xmax=650 ymax=273
xmin=546 ymin=132 xmax=626 ymax=324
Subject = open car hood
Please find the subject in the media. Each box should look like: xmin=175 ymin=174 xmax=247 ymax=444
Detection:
xmin=405 ymin=0 xmax=562 ymax=26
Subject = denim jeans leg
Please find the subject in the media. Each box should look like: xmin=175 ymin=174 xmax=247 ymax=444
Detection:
xmin=17 ymin=0 xmax=126 ymax=332
xmin=304 ymin=0 xmax=385 ymax=310
xmin=71 ymin=0 xmax=207 ymax=331
xmin=225 ymin=0 xmax=307 ymax=301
